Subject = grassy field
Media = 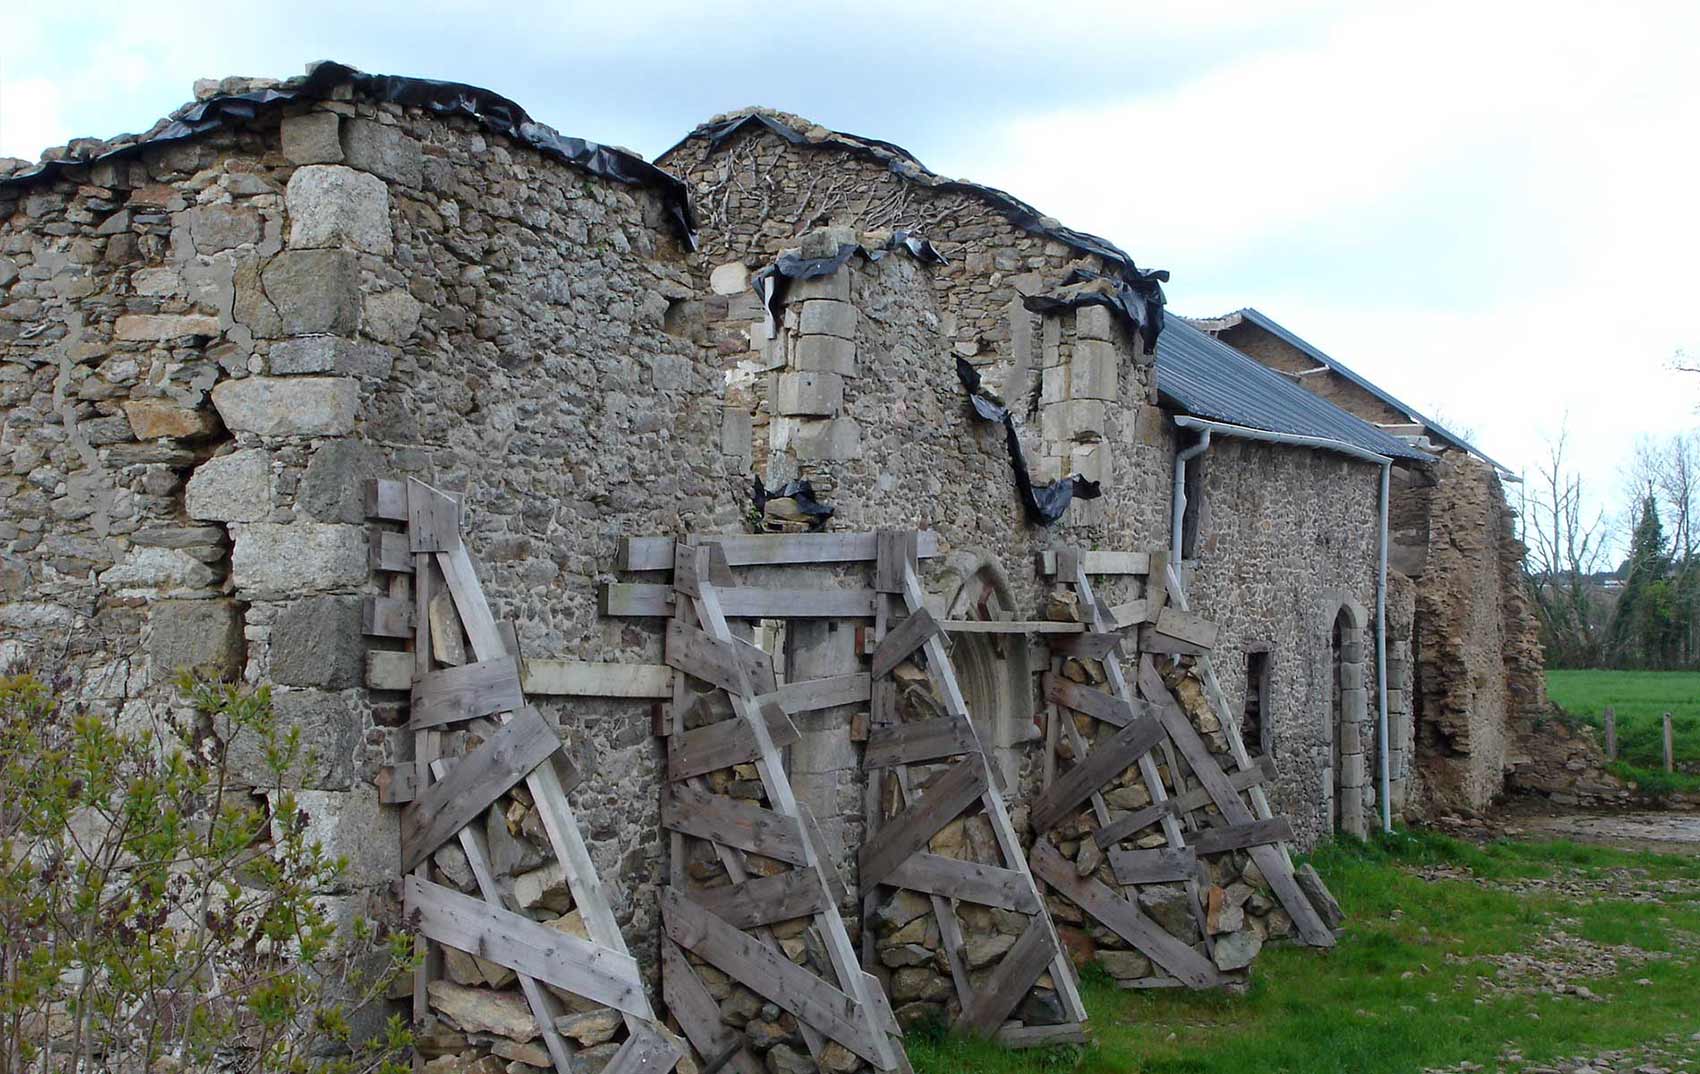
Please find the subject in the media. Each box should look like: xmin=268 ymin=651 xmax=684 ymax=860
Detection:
xmin=1546 ymin=669 xmax=1700 ymax=793
xmin=908 ymin=830 xmax=1700 ymax=1074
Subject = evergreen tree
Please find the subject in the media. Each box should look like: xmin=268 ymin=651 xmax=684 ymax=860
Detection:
xmin=1608 ymin=489 xmax=1675 ymax=666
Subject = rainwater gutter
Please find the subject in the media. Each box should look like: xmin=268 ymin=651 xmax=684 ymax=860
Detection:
xmin=1170 ymin=414 xmax=1394 ymax=835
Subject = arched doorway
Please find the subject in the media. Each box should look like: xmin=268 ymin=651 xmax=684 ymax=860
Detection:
xmin=1326 ymin=597 xmax=1371 ymax=837
xmin=936 ymin=552 xmax=1033 ymax=793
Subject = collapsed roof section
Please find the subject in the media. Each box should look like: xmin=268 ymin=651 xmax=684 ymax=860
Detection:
xmin=664 ymin=108 xmax=1170 ymax=352
xmin=0 ymin=60 xmax=698 ymax=245
xmin=1157 ymin=316 xmax=1432 ymax=464
xmin=1201 ymin=308 xmax=1509 ymax=472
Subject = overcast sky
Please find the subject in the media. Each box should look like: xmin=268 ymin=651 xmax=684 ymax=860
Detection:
xmin=5 ymin=2 xmax=1697 ymax=550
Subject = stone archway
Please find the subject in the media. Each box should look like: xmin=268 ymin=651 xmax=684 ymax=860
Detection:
xmin=933 ymin=551 xmax=1034 ymax=793
xmin=1323 ymin=593 xmax=1371 ymax=837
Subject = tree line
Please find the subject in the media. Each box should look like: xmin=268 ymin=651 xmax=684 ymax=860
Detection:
xmin=1523 ymin=428 xmax=1700 ymax=669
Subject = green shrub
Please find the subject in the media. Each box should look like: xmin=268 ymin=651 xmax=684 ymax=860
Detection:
xmin=0 ymin=672 xmax=414 ymax=1073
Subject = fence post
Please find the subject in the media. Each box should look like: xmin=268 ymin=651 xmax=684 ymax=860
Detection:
xmin=1604 ymin=706 xmax=1617 ymax=760
xmin=1665 ymin=712 xmax=1676 ymax=773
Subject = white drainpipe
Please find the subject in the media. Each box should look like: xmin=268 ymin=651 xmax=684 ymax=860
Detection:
xmin=1171 ymin=414 xmax=1394 ymax=834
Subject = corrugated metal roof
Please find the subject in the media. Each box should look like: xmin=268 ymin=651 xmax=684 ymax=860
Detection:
xmin=1156 ymin=316 xmax=1432 ymax=463
xmin=1230 ymin=308 xmax=1512 ymax=472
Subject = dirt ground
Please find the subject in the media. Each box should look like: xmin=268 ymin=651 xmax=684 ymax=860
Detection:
xmin=1485 ymin=798 xmax=1700 ymax=857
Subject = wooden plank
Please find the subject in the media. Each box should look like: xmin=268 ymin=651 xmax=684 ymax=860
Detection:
xmin=1046 ymin=632 xmax=1123 ymax=660
xmin=770 ymin=672 xmax=871 ymax=715
xmin=524 ymin=659 xmax=674 ymax=698
xmin=376 ymin=762 xmax=416 ymax=804
xmin=435 ymin=759 xmax=577 ymax=1074
xmin=1188 ymin=817 xmax=1295 ymax=856
xmin=361 ymin=595 xmax=413 ymax=638
xmin=369 ymin=528 xmax=414 ymax=573
xmin=666 ymin=620 xmax=778 ymax=695
xmin=1137 ymin=657 xmax=1334 ymax=947
xmin=858 ymin=759 xmax=987 ymax=890
xmin=996 ymin=1023 xmax=1090 ymax=1048
xmin=1108 ymin=600 xmax=1150 ymax=629
xmin=661 ymin=938 xmax=749 ymax=1074
xmin=1030 ymin=841 xmax=1221 ymax=989
xmin=367 ymin=649 xmax=413 ymax=691
xmin=1108 ymin=847 xmax=1198 ymax=885
xmin=660 ymin=783 xmax=809 ymax=866
xmin=365 ymin=477 xmax=408 ymax=521
xmin=689 ymin=870 xmax=831 ymax=930
xmin=604 ymin=584 xmax=879 ymax=619
xmin=404 ymin=876 xmax=646 ymax=1014
xmin=666 ymin=703 xmax=800 ymax=782
xmin=621 ymin=531 xmax=941 ymax=570
xmin=1153 ymin=606 xmax=1218 ymax=650
xmin=1028 ymin=715 xmax=1166 ymax=835
xmin=410 ymin=655 xmax=524 ymax=730
xmin=864 ymin=716 xmax=979 ymax=769
xmin=602 ymin=1022 xmax=682 ymax=1074
xmin=436 ymin=542 xmax=507 ymax=659
xmin=1042 ymin=674 xmax=1140 ymax=728
xmin=1093 ymin=757 xmax=1275 ymax=848
xmin=1040 ymin=550 xmax=1151 ymax=576
xmin=400 ymin=709 xmax=558 ymax=872
xmin=1139 ymin=625 xmax=1209 ymax=657
xmin=874 ymin=530 xmax=910 ymax=593
xmin=799 ymin=802 xmax=849 ymax=906
xmin=1295 ymin=864 xmax=1346 ymax=929
xmin=884 ymin=853 xmax=1041 ymax=913
xmin=871 ymin=606 xmax=941 ymax=679
xmin=939 ymin=619 xmax=1085 ymax=635
xmin=955 ymin=918 xmax=1056 ymax=1035
xmin=660 ymin=890 xmax=885 ymax=1064
xmin=407 ymin=478 xmax=461 ymax=552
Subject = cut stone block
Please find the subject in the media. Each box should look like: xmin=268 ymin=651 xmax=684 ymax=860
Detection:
xmin=1076 ymin=304 xmax=1117 ymax=342
xmin=114 ymin=313 xmax=221 ymax=341
xmin=720 ymin=407 xmax=752 ymax=458
xmin=1339 ymin=751 xmax=1366 ymax=790
xmin=230 ymin=522 xmax=367 ymax=597
xmin=1040 ymin=398 xmax=1106 ymax=441
xmin=224 ymin=687 xmax=357 ymax=790
xmin=284 ymin=788 xmax=398 ymax=890
xmin=773 ymin=371 xmax=843 ymax=416
xmin=260 ymin=249 xmax=360 ymax=336
xmin=1040 ymin=364 xmax=1068 ymax=406
xmin=709 ymin=261 xmax=748 ymax=295
xmin=281 ymin=111 xmax=343 ymax=165
xmin=271 ymin=595 xmax=363 ymax=689
xmin=269 ymin=336 xmax=393 ymax=378
xmin=286 ymin=165 xmax=393 ymax=255
xmin=793 ymin=334 xmax=856 ymax=377
xmin=123 ymin=399 xmax=221 ymax=440
xmin=340 ymin=119 xmax=422 ymax=188
xmin=211 ymin=376 xmax=358 ymax=437
xmin=797 ymin=300 xmax=855 ymax=339
xmin=1070 ymin=339 xmax=1119 ymax=401
xmin=791 ymin=270 xmax=851 ymax=302
xmin=146 ymin=599 xmax=244 ymax=679
xmin=185 ymin=447 xmax=273 ymax=522
xmin=1071 ymin=442 xmax=1111 ymax=485
xmin=793 ymin=417 xmax=862 ymax=461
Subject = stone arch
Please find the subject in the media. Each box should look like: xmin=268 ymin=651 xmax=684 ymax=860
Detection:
xmin=933 ymin=550 xmax=1035 ymax=792
xmin=1320 ymin=591 xmax=1371 ymax=836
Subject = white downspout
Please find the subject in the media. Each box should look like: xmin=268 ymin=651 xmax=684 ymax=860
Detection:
xmin=1171 ymin=415 xmax=1395 ymax=834
xmin=1171 ymin=428 xmax=1212 ymax=564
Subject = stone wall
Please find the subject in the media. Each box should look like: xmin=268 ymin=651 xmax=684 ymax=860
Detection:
xmin=1180 ymin=438 xmax=1389 ymax=842
xmin=0 ymin=78 xmax=711 ymax=978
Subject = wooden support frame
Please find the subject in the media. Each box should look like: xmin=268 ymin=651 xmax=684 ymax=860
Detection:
xmin=364 ymin=478 xmax=682 ymax=1074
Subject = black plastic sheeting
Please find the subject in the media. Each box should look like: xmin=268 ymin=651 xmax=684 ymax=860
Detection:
xmin=2 ymin=61 xmax=698 ymax=246
xmin=750 ymin=231 xmax=947 ymax=333
xmin=750 ymin=476 xmax=834 ymax=531
xmin=669 ymin=112 xmax=1169 ymax=349
xmin=1023 ymin=267 xmax=1170 ymax=355
xmin=955 ymin=358 xmax=1100 ymax=526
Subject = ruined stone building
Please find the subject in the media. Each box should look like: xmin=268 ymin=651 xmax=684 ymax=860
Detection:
xmin=0 ymin=61 xmax=1593 ymax=1066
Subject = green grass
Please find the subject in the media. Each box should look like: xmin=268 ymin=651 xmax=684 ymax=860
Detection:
xmin=1546 ymin=669 xmax=1700 ymax=793
xmin=908 ymin=829 xmax=1700 ymax=1074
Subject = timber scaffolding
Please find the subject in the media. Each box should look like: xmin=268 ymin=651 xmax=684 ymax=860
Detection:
xmin=365 ymin=489 xmax=1343 ymax=1071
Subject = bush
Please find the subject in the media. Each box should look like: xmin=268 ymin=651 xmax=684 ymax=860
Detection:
xmin=0 ymin=672 xmax=414 ymax=1073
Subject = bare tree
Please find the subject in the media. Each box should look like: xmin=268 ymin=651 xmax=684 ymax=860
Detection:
xmin=1523 ymin=422 xmax=1611 ymax=666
